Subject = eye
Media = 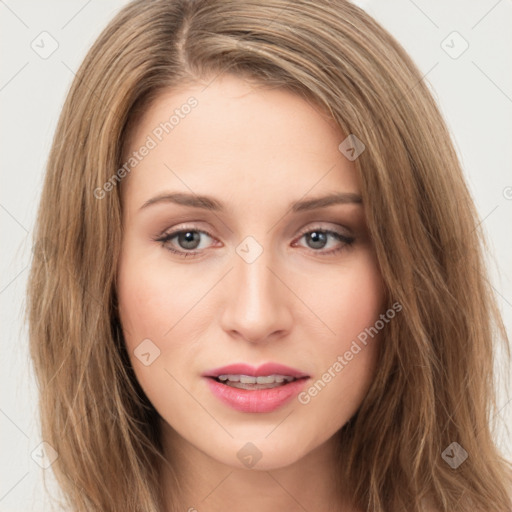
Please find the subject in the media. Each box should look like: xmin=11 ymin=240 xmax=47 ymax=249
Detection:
xmin=293 ymin=227 xmax=355 ymax=256
xmin=154 ymin=225 xmax=355 ymax=259
xmin=155 ymin=227 xmax=215 ymax=258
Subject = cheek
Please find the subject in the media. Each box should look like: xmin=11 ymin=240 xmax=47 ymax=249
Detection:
xmin=116 ymin=251 xmax=203 ymax=347
xmin=307 ymin=249 xmax=385 ymax=344
xmin=116 ymin=247 xmax=218 ymax=407
xmin=336 ymin=260 xmax=385 ymax=340
xmin=116 ymin=253 xmax=191 ymax=411
xmin=332 ymin=252 xmax=385 ymax=367
xmin=296 ymin=252 xmax=385 ymax=425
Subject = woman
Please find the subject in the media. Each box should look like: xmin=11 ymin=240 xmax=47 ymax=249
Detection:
xmin=26 ymin=0 xmax=512 ymax=510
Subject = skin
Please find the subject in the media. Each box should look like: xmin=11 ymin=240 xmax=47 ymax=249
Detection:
xmin=117 ymin=73 xmax=386 ymax=512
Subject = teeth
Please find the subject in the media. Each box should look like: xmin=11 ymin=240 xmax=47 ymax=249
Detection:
xmin=218 ymin=375 xmax=239 ymax=382
xmin=216 ymin=374 xmax=297 ymax=384
xmin=254 ymin=375 xmax=275 ymax=384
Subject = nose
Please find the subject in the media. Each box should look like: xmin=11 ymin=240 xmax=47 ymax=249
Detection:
xmin=219 ymin=243 xmax=293 ymax=344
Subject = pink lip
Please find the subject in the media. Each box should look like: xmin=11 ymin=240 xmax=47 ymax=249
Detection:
xmin=202 ymin=362 xmax=310 ymax=413
xmin=205 ymin=377 xmax=309 ymax=413
xmin=202 ymin=362 xmax=309 ymax=379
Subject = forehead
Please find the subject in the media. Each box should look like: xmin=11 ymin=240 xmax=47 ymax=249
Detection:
xmin=120 ymin=74 xmax=361 ymax=213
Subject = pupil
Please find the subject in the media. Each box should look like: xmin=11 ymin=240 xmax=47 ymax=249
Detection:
xmin=179 ymin=231 xmax=200 ymax=249
xmin=308 ymin=231 xmax=327 ymax=249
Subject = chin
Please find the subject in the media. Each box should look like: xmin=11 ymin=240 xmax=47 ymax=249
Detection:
xmin=221 ymin=436 xmax=313 ymax=471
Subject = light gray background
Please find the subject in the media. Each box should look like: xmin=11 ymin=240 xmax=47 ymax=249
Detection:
xmin=1 ymin=0 xmax=511 ymax=510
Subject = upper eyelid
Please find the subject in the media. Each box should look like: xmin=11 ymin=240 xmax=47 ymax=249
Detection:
xmin=159 ymin=223 xmax=349 ymax=239
xmin=159 ymin=226 xmax=214 ymax=240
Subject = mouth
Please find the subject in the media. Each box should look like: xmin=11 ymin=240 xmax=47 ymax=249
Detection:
xmin=202 ymin=363 xmax=310 ymax=413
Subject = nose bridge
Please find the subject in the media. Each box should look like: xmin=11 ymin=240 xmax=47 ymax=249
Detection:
xmin=220 ymin=235 xmax=292 ymax=342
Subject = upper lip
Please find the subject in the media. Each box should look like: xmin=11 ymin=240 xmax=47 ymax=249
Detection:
xmin=202 ymin=363 xmax=309 ymax=379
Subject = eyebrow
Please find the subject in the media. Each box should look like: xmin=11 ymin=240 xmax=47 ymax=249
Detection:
xmin=138 ymin=191 xmax=363 ymax=213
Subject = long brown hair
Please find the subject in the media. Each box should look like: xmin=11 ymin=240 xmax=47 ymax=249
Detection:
xmin=26 ymin=0 xmax=512 ymax=510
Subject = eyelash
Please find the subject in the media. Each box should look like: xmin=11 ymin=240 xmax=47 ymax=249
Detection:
xmin=154 ymin=225 xmax=355 ymax=259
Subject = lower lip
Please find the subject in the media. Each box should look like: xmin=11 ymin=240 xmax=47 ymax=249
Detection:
xmin=205 ymin=377 xmax=309 ymax=413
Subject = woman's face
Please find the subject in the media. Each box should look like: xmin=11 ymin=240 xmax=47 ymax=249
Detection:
xmin=117 ymin=73 xmax=386 ymax=470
